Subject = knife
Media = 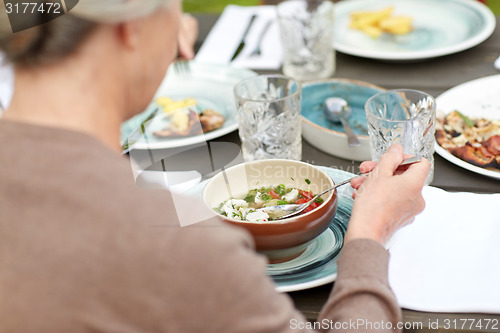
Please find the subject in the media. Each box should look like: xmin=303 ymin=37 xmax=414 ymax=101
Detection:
xmin=231 ymin=14 xmax=257 ymax=61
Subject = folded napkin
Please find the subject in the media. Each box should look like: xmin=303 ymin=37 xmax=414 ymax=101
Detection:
xmin=195 ymin=5 xmax=283 ymax=70
xmin=389 ymin=186 xmax=500 ymax=313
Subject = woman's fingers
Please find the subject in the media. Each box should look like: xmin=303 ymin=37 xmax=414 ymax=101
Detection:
xmin=350 ymin=176 xmax=366 ymax=190
xmin=177 ymin=14 xmax=198 ymax=60
xmin=359 ymin=160 xmax=377 ymax=174
xmin=400 ymin=157 xmax=431 ymax=186
xmin=375 ymin=144 xmax=404 ymax=177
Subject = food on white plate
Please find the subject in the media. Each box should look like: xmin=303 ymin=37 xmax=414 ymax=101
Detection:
xmin=199 ymin=109 xmax=225 ymax=133
xmin=349 ymin=6 xmax=413 ymax=38
xmin=435 ymin=110 xmax=500 ymax=170
xmin=156 ymin=97 xmax=196 ymax=113
xmin=215 ymin=183 xmax=324 ymax=222
xmin=154 ymin=110 xmax=202 ymax=137
xmin=153 ymin=97 xmax=225 ymax=137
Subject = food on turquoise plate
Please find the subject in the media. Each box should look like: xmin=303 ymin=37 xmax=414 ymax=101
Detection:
xmin=349 ymin=6 xmax=413 ymax=38
xmin=153 ymin=97 xmax=225 ymax=137
xmin=436 ymin=110 xmax=500 ymax=170
xmin=216 ymin=184 xmax=324 ymax=222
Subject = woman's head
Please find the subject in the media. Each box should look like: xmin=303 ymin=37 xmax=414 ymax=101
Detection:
xmin=0 ymin=0 xmax=176 ymax=67
xmin=1 ymin=0 xmax=182 ymax=121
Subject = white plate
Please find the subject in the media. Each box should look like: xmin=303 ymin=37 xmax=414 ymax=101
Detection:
xmin=334 ymin=0 xmax=496 ymax=61
xmin=121 ymin=62 xmax=256 ymax=150
xmin=435 ymin=74 xmax=500 ymax=180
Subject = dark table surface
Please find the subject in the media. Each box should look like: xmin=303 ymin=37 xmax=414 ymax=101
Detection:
xmin=152 ymin=11 xmax=500 ymax=332
xmin=196 ymin=14 xmax=500 ymax=195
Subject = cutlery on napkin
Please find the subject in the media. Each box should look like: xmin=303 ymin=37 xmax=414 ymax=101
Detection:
xmin=195 ymin=5 xmax=283 ymax=70
xmin=231 ymin=14 xmax=257 ymax=61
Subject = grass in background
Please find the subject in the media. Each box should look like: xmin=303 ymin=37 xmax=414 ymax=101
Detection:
xmin=184 ymin=0 xmax=261 ymax=13
xmin=184 ymin=0 xmax=500 ymax=14
xmin=487 ymin=0 xmax=500 ymax=14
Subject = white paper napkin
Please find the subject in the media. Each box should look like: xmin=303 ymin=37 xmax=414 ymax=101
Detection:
xmin=0 ymin=52 xmax=14 ymax=113
xmin=195 ymin=5 xmax=283 ymax=70
xmin=388 ymin=186 xmax=500 ymax=313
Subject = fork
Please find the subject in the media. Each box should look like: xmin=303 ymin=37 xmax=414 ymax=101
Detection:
xmin=173 ymin=60 xmax=191 ymax=79
xmin=249 ymin=20 xmax=273 ymax=57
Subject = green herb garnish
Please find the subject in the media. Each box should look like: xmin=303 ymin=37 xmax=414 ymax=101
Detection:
xmin=232 ymin=211 xmax=243 ymax=219
xmin=260 ymin=193 xmax=271 ymax=201
xmin=275 ymin=184 xmax=286 ymax=195
xmin=456 ymin=110 xmax=475 ymax=127
xmin=244 ymin=194 xmax=255 ymax=203
xmin=305 ymin=179 xmax=311 ymax=185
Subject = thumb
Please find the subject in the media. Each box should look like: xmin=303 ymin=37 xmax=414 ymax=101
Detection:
xmin=376 ymin=144 xmax=404 ymax=176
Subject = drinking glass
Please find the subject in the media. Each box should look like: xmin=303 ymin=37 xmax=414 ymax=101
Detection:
xmin=365 ymin=89 xmax=436 ymax=184
xmin=234 ymin=75 xmax=302 ymax=162
xmin=276 ymin=0 xmax=335 ymax=81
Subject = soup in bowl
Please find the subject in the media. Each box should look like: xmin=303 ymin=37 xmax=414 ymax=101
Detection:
xmin=202 ymin=159 xmax=338 ymax=263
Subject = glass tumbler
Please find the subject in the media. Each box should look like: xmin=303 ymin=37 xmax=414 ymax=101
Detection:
xmin=277 ymin=0 xmax=336 ymax=81
xmin=234 ymin=75 xmax=302 ymax=162
xmin=365 ymin=89 xmax=436 ymax=184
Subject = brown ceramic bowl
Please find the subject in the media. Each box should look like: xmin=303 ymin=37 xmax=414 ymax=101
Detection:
xmin=202 ymin=159 xmax=338 ymax=263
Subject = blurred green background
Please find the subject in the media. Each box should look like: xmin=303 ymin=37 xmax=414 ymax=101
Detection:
xmin=489 ymin=0 xmax=500 ymax=14
xmin=183 ymin=0 xmax=260 ymax=13
xmin=184 ymin=0 xmax=500 ymax=14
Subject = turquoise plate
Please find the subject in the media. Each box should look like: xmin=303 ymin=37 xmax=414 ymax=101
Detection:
xmin=301 ymin=80 xmax=383 ymax=136
xmin=186 ymin=167 xmax=355 ymax=293
xmin=334 ymin=0 xmax=496 ymax=61
xmin=300 ymin=78 xmax=384 ymax=161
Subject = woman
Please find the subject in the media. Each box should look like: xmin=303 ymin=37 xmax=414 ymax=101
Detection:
xmin=0 ymin=1 xmax=430 ymax=332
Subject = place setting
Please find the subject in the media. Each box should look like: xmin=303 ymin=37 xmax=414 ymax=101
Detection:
xmin=120 ymin=0 xmax=500 ymax=315
xmin=4 ymin=0 xmax=500 ymax=331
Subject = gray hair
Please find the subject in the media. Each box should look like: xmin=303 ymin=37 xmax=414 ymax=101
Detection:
xmin=0 ymin=0 xmax=172 ymax=67
xmin=71 ymin=0 xmax=171 ymax=23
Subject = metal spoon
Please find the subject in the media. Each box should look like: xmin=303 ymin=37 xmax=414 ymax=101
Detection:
xmin=323 ymin=97 xmax=360 ymax=147
xmin=260 ymin=156 xmax=421 ymax=220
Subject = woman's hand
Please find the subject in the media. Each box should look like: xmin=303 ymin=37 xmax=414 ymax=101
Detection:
xmin=345 ymin=144 xmax=430 ymax=245
xmin=177 ymin=13 xmax=198 ymax=60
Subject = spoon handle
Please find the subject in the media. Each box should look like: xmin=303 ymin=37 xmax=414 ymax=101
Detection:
xmin=315 ymin=155 xmax=422 ymax=199
xmin=279 ymin=156 xmax=422 ymax=219
xmin=340 ymin=117 xmax=360 ymax=147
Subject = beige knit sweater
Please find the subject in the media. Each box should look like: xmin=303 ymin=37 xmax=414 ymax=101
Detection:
xmin=0 ymin=120 xmax=402 ymax=333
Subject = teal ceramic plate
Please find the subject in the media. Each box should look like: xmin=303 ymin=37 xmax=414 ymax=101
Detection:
xmin=334 ymin=0 xmax=496 ymax=61
xmin=302 ymin=80 xmax=383 ymax=137
xmin=266 ymin=224 xmax=342 ymax=277
xmin=121 ymin=62 xmax=256 ymax=150
xmin=186 ymin=167 xmax=355 ymax=293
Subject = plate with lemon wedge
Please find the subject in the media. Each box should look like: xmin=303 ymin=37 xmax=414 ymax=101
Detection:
xmin=333 ymin=0 xmax=495 ymax=61
xmin=121 ymin=62 xmax=256 ymax=151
